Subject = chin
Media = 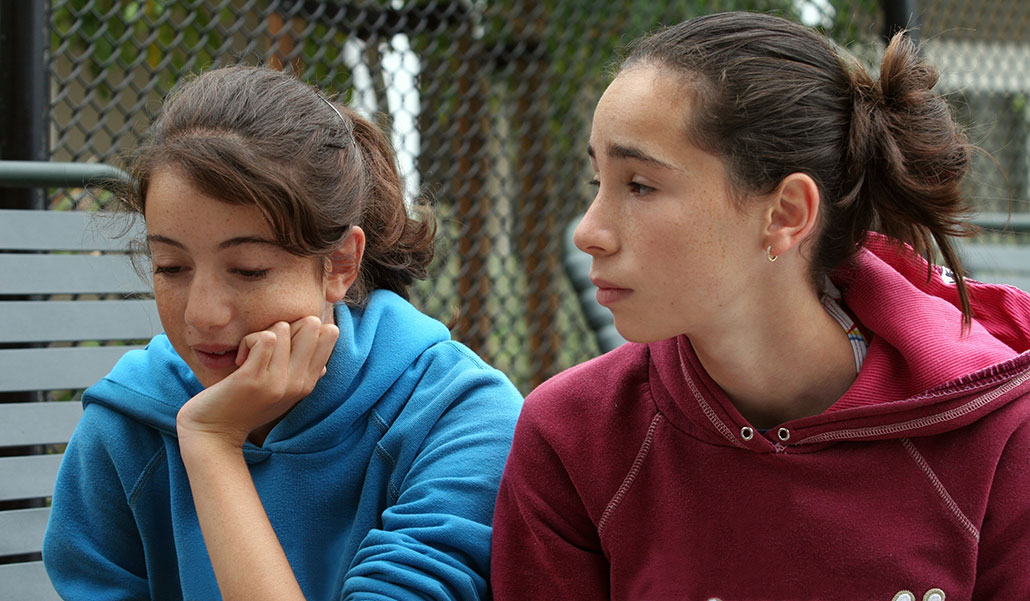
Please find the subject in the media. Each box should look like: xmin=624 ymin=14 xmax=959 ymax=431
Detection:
xmin=613 ymin=323 xmax=676 ymax=345
xmin=191 ymin=367 xmax=234 ymax=389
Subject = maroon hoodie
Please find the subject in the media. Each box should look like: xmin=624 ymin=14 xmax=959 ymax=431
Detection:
xmin=492 ymin=235 xmax=1030 ymax=601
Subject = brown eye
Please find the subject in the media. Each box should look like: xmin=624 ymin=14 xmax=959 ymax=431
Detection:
xmin=628 ymin=182 xmax=655 ymax=195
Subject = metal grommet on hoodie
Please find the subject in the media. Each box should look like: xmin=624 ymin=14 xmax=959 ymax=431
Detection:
xmin=740 ymin=426 xmax=754 ymax=441
xmin=777 ymin=427 xmax=790 ymax=442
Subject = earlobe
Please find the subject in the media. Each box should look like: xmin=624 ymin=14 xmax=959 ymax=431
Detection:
xmin=325 ymin=226 xmax=366 ymax=303
xmin=763 ymin=173 xmax=820 ymax=258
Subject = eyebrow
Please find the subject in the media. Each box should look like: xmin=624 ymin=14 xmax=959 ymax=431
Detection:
xmin=147 ymin=234 xmax=280 ymax=250
xmin=587 ymin=143 xmax=680 ymax=172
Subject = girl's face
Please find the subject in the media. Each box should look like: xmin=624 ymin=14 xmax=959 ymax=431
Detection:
xmin=145 ymin=169 xmax=339 ymax=387
xmin=575 ymin=65 xmax=770 ymax=343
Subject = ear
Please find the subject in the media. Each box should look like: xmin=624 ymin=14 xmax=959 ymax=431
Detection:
xmin=762 ymin=173 xmax=820 ymax=259
xmin=324 ymin=226 xmax=366 ymax=303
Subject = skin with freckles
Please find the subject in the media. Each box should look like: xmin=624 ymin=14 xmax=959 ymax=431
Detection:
xmin=145 ymin=167 xmax=363 ymax=445
xmin=576 ymin=66 xmax=771 ymax=344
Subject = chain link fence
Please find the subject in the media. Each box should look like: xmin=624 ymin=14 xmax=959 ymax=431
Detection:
xmin=5 ymin=0 xmax=1029 ymax=393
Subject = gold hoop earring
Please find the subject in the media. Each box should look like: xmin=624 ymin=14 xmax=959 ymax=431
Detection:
xmin=766 ymin=245 xmax=778 ymax=263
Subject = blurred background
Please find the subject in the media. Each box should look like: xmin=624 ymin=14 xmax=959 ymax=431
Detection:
xmin=1 ymin=0 xmax=1028 ymax=394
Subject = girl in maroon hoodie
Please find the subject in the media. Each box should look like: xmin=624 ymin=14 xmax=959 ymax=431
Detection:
xmin=492 ymin=11 xmax=1030 ymax=601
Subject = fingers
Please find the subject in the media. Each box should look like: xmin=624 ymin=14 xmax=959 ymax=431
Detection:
xmin=312 ymin=323 xmax=339 ymax=378
xmin=236 ymin=330 xmax=277 ymax=369
xmin=233 ymin=317 xmax=338 ymax=402
xmin=285 ymin=317 xmax=338 ymax=396
xmin=182 ymin=316 xmax=338 ymax=447
xmin=266 ymin=321 xmax=293 ymax=379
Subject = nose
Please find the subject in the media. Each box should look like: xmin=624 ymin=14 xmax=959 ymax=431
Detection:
xmin=183 ymin=270 xmax=232 ymax=332
xmin=573 ymin=197 xmax=617 ymax=257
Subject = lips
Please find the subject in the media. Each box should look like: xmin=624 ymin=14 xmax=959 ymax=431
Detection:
xmin=190 ymin=344 xmax=239 ymax=370
xmin=591 ymin=277 xmax=632 ymax=306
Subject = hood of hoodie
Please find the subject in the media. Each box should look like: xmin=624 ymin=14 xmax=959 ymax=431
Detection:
xmin=82 ymin=289 xmax=451 ymax=456
xmin=650 ymin=233 xmax=1030 ymax=451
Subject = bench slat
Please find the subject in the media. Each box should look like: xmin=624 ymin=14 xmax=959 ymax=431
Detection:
xmin=0 ymin=562 xmax=60 ymax=601
xmin=0 ymin=402 xmax=83 ymax=447
xmin=0 ymin=254 xmax=150 ymax=295
xmin=957 ymin=242 xmax=1030 ymax=292
xmin=0 ymin=507 xmax=50 ymax=557
xmin=0 ymin=209 xmax=142 ymax=252
xmin=0 ymin=300 xmax=160 ymax=343
xmin=0 ymin=454 xmax=63 ymax=502
xmin=960 ymin=242 xmax=1030 ymax=271
xmin=0 ymin=345 xmax=144 ymax=392
xmin=972 ymin=274 xmax=1030 ymax=292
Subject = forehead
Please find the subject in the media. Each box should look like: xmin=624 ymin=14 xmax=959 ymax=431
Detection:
xmin=590 ymin=66 xmax=694 ymax=164
xmin=145 ymin=169 xmax=272 ymax=238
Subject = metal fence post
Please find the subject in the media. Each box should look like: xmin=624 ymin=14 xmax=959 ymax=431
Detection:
xmin=881 ymin=0 xmax=920 ymax=46
xmin=0 ymin=0 xmax=49 ymax=211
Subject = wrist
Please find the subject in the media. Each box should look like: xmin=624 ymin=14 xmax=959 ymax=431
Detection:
xmin=176 ymin=417 xmax=247 ymax=461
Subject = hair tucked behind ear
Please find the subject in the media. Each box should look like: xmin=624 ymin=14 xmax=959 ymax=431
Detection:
xmin=624 ymin=12 xmax=977 ymax=324
xmin=123 ymin=65 xmax=435 ymax=305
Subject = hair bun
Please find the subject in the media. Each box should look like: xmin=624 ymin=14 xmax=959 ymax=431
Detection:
xmin=878 ymin=34 xmax=940 ymax=109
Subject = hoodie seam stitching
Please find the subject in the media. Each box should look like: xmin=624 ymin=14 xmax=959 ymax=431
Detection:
xmin=677 ymin=347 xmax=748 ymax=449
xmin=900 ymin=438 xmax=980 ymax=542
xmin=795 ymin=366 xmax=1030 ymax=445
xmin=597 ymin=413 xmax=664 ymax=537
xmin=374 ymin=443 xmax=401 ymax=502
xmin=370 ymin=410 xmax=390 ymax=436
xmin=370 ymin=410 xmax=401 ymax=502
xmin=128 ymin=446 xmax=166 ymax=509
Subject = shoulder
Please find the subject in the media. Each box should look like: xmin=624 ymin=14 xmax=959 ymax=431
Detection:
xmin=59 ymin=402 xmax=167 ymax=499
xmin=521 ymin=341 xmax=654 ymax=430
xmin=413 ymin=339 xmax=523 ymax=405
xmin=513 ymin=341 xmax=659 ymax=474
xmin=73 ymin=402 xmax=165 ymax=452
xmin=500 ymin=342 xmax=663 ymax=521
xmin=378 ymin=338 xmax=524 ymax=446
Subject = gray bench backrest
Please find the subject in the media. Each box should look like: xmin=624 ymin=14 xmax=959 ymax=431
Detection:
xmin=0 ymin=208 xmax=162 ymax=600
xmin=956 ymin=214 xmax=1030 ymax=292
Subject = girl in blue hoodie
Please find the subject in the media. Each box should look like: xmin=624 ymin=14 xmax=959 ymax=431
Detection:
xmin=43 ymin=65 xmax=523 ymax=601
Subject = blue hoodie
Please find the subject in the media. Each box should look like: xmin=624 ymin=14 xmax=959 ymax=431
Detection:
xmin=43 ymin=290 xmax=523 ymax=601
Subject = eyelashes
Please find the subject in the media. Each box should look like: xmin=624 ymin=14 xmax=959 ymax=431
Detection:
xmin=586 ymin=178 xmax=656 ymax=196
xmin=152 ymin=266 xmax=270 ymax=281
xmin=232 ymin=269 xmax=270 ymax=280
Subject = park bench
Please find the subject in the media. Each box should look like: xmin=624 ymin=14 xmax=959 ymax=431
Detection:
xmin=0 ymin=161 xmax=160 ymax=601
xmin=954 ymin=213 xmax=1030 ymax=292
xmin=564 ymin=213 xmax=1030 ymax=354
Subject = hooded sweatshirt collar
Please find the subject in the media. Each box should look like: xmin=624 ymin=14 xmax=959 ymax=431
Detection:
xmin=649 ymin=234 xmax=1030 ymax=450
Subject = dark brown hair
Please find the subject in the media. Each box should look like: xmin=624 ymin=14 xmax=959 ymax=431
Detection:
xmin=623 ymin=12 xmax=976 ymax=322
xmin=124 ymin=65 xmax=434 ymax=305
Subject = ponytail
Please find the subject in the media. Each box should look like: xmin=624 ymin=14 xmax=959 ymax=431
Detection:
xmin=346 ymin=113 xmax=436 ymax=303
xmin=839 ymin=33 xmax=976 ymax=323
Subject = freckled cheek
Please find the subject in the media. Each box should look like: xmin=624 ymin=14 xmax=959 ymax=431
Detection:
xmin=153 ymin=283 xmax=185 ymax=330
xmin=246 ymin=280 xmax=328 ymax=330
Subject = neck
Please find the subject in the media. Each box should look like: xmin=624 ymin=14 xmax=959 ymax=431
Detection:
xmin=691 ymin=283 xmax=858 ymax=429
